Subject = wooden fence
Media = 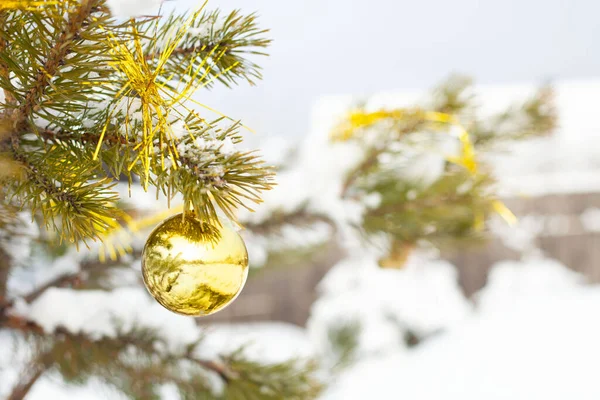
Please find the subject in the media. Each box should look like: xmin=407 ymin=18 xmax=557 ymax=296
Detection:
xmin=201 ymin=192 xmax=600 ymax=326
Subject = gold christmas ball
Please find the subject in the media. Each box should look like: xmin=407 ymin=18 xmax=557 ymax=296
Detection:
xmin=141 ymin=212 xmax=249 ymax=316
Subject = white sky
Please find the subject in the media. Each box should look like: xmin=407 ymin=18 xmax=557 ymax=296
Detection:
xmin=170 ymin=0 xmax=600 ymax=138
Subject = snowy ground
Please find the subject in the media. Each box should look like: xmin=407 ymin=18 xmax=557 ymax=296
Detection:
xmin=319 ymin=257 xmax=600 ymax=400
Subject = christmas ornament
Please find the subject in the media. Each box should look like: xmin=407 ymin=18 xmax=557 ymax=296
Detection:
xmin=141 ymin=212 xmax=249 ymax=316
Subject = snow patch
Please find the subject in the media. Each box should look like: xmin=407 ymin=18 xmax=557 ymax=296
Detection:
xmin=324 ymin=259 xmax=600 ymax=400
xmin=196 ymin=322 xmax=316 ymax=365
xmin=308 ymin=251 xmax=472 ymax=367
xmin=21 ymin=287 xmax=201 ymax=350
xmin=475 ymin=258 xmax=585 ymax=314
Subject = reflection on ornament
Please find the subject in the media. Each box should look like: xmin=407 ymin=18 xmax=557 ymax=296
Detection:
xmin=141 ymin=212 xmax=248 ymax=316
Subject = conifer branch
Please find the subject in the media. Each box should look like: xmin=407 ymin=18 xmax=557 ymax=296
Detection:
xmin=0 ymin=4 xmax=274 ymax=243
xmin=13 ymin=0 xmax=95 ymax=132
xmin=144 ymin=9 xmax=271 ymax=87
xmin=3 ymin=313 xmax=215 ymax=363
xmin=469 ymin=86 xmax=556 ymax=147
xmin=1 ymin=313 xmax=320 ymax=399
xmin=7 ymin=142 xmax=122 ymax=243
xmin=10 ymin=145 xmax=89 ymax=217
xmin=0 ymin=13 xmax=15 ymax=107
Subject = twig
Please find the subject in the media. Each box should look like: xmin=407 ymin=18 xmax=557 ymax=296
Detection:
xmin=191 ymin=358 xmax=234 ymax=384
xmin=243 ymin=208 xmax=336 ymax=236
xmin=23 ymin=273 xmax=82 ymax=303
xmin=144 ymin=43 xmax=225 ymax=61
xmin=7 ymin=363 xmax=49 ymax=400
xmin=340 ymin=149 xmax=383 ymax=198
xmin=366 ymin=194 xmax=463 ymax=217
xmin=21 ymin=255 xmax=125 ymax=304
xmin=39 ymin=127 xmax=130 ymax=146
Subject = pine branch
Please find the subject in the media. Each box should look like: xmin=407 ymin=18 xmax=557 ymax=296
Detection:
xmin=360 ymin=168 xmax=493 ymax=248
xmin=366 ymin=190 xmax=470 ymax=217
xmin=37 ymin=121 xmax=274 ymax=233
xmin=221 ymin=352 xmax=322 ymax=400
xmin=338 ymin=114 xmax=432 ymax=198
xmin=0 ymin=1 xmax=130 ymax=244
xmin=12 ymin=0 xmax=95 ymax=133
xmin=0 ymin=242 xmax=315 ymax=397
xmin=428 ymin=76 xmax=556 ymax=148
xmin=2 ymin=314 xmax=225 ymax=371
xmin=1 ymin=313 xmax=321 ymax=399
xmin=327 ymin=321 xmax=361 ymax=371
xmin=0 ymin=3 xmax=274 ymax=243
xmin=7 ymin=142 xmax=122 ymax=243
xmin=469 ymin=86 xmax=556 ymax=148
xmin=332 ymin=77 xmax=553 ymax=251
xmin=12 ymin=151 xmax=80 ymax=207
xmin=429 ymin=74 xmax=475 ymax=116
xmin=0 ymin=12 xmax=15 ymax=107
xmin=144 ymin=10 xmax=271 ymax=87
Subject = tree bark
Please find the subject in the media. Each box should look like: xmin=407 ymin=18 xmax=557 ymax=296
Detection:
xmin=0 ymin=247 xmax=11 ymax=314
